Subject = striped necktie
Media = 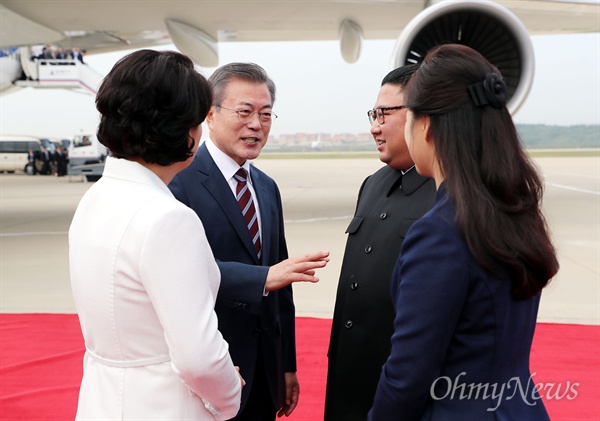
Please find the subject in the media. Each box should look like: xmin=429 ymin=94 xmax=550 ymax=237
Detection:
xmin=234 ymin=168 xmax=261 ymax=259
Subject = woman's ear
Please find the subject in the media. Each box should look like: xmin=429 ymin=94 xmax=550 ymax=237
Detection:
xmin=422 ymin=116 xmax=432 ymax=144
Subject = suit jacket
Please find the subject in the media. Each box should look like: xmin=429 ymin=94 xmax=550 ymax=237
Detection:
xmin=325 ymin=166 xmax=436 ymax=421
xmin=169 ymin=143 xmax=295 ymax=413
xmin=69 ymin=156 xmax=241 ymax=420
xmin=368 ymin=183 xmax=550 ymax=421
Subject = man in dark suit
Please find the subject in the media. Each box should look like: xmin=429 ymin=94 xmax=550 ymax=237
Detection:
xmin=27 ymin=149 xmax=37 ymax=175
xmin=40 ymin=147 xmax=52 ymax=175
xmin=169 ymin=62 xmax=329 ymax=420
xmin=54 ymin=146 xmax=68 ymax=176
xmin=324 ymin=64 xmax=436 ymax=421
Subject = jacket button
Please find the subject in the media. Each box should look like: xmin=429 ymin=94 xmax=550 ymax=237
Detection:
xmin=365 ymin=245 xmax=372 ymax=253
xmin=380 ymin=212 xmax=387 ymax=219
xmin=345 ymin=320 xmax=353 ymax=329
xmin=351 ymin=282 xmax=358 ymax=290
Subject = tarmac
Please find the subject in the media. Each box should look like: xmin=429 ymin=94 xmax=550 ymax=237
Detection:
xmin=1 ymin=154 xmax=598 ymax=325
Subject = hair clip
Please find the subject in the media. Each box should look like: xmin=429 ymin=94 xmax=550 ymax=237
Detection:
xmin=468 ymin=73 xmax=508 ymax=109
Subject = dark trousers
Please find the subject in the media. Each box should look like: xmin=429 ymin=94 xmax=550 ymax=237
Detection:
xmin=231 ymin=344 xmax=277 ymax=421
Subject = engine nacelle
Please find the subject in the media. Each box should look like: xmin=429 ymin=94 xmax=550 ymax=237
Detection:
xmin=392 ymin=0 xmax=534 ymax=115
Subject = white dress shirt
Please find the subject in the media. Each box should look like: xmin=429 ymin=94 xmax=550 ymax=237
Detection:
xmin=205 ymin=139 xmax=262 ymax=242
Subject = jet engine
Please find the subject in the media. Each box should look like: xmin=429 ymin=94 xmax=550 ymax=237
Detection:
xmin=392 ymin=0 xmax=534 ymax=114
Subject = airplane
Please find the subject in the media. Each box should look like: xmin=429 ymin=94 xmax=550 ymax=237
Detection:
xmin=0 ymin=0 xmax=598 ymax=114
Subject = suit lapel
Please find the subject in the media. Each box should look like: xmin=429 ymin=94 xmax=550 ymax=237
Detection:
xmin=197 ymin=144 xmax=261 ymax=264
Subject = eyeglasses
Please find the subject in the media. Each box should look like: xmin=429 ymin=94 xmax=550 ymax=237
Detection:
xmin=217 ymin=105 xmax=278 ymax=125
xmin=367 ymin=106 xmax=407 ymax=125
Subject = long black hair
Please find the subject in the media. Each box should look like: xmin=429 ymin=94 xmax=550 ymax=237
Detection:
xmin=405 ymin=44 xmax=559 ymax=300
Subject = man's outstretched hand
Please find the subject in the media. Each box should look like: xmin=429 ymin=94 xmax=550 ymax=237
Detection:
xmin=265 ymin=251 xmax=330 ymax=291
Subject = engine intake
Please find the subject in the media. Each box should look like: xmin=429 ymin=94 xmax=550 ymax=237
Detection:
xmin=392 ymin=0 xmax=534 ymax=114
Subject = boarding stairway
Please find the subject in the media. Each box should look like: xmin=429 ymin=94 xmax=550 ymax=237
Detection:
xmin=14 ymin=47 xmax=103 ymax=95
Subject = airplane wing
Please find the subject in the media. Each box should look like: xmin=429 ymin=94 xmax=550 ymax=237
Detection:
xmin=1 ymin=0 xmax=598 ymax=63
xmin=0 ymin=0 xmax=598 ymax=112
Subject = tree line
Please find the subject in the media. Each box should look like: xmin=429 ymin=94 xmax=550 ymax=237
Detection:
xmin=517 ymin=124 xmax=599 ymax=149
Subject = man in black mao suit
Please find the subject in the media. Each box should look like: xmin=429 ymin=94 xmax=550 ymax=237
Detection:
xmin=169 ymin=62 xmax=329 ymax=420
xmin=324 ymin=65 xmax=436 ymax=421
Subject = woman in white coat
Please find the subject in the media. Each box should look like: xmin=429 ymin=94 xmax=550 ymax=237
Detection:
xmin=69 ymin=50 xmax=243 ymax=420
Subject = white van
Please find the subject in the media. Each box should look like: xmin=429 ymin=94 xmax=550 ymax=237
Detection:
xmin=0 ymin=135 xmax=44 ymax=174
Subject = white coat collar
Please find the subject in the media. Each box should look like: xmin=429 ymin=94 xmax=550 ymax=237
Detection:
xmin=101 ymin=156 xmax=174 ymax=197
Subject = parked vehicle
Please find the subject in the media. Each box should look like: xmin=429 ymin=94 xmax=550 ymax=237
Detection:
xmin=68 ymin=133 xmax=107 ymax=181
xmin=0 ymin=135 xmax=43 ymax=174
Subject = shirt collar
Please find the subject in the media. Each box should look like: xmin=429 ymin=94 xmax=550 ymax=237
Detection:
xmin=205 ymin=138 xmax=253 ymax=185
xmin=401 ymin=165 xmax=415 ymax=176
xmin=386 ymin=165 xmax=431 ymax=197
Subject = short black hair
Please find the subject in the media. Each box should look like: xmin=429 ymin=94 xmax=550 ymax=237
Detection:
xmin=381 ymin=63 xmax=420 ymax=87
xmin=96 ymin=49 xmax=212 ymax=166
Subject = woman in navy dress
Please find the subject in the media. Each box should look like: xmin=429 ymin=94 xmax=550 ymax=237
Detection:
xmin=368 ymin=44 xmax=559 ymax=421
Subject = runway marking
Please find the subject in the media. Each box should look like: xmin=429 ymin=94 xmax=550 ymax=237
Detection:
xmin=285 ymin=215 xmax=352 ymax=223
xmin=546 ymin=182 xmax=600 ymax=196
xmin=0 ymin=231 xmax=67 ymax=237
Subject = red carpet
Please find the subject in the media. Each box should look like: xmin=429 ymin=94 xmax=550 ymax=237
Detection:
xmin=0 ymin=314 xmax=598 ymax=420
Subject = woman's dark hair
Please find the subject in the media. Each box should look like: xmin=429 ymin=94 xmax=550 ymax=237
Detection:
xmin=96 ymin=49 xmax=212 ymax=165
xmin=405 ymin=44 xmax=559 ymax=300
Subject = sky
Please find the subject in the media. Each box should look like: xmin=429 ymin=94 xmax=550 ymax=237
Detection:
xmin=0 ymin=32 xmax=599 ymax=140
